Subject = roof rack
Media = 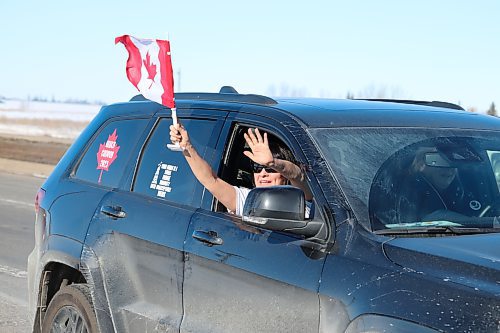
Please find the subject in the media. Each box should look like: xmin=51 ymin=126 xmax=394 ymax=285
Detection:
xmin=130 ymin=86 xmax=278 ymax=106
xmin=358 ymin=99 xmax=464 ymax=111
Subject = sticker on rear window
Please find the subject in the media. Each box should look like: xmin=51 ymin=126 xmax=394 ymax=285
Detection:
xmin=150 ymin=162 xmax=178 ymax=198
xmin=96 ymin=129 xmax=120 ymax=183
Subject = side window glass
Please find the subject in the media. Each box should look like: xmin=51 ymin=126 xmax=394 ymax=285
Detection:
xmin=487 ymin=151 xmax=500 ymax=191
xmin=133 ymin=118 xmax=216 ymax=206
xmin=369 ymin=138 xmax=496 ymax=230
xmin=74 ymin=118 xmax=148 ymax=188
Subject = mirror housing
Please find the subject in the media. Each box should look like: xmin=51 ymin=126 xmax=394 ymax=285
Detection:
xmin=424 ymin=152 xmax=452 ymax=168
xmin=242 ymin=186 xmax=321 ymax=237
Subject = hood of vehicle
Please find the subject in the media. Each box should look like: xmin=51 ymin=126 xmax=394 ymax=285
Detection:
xmin=383 ymin=233 xmax=500 ymax=293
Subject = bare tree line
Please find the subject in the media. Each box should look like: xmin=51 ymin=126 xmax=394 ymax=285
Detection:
xmin=266 ymin=83 xmax=497 ymax=116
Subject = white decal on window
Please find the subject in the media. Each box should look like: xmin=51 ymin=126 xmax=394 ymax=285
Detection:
xmin=150 ymin=162 xmax=178 ymax=197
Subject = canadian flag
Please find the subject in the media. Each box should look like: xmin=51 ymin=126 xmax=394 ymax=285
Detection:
xmin=115 ymin=35 xmax=175 ymax=108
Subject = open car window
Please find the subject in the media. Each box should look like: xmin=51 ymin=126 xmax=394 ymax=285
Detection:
xmin=214 ymin=124 xmax=316 ymax=219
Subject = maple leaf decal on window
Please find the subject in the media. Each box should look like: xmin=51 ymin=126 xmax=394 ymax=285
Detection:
xmin=143 ymin=52 xmax=157 ymax=88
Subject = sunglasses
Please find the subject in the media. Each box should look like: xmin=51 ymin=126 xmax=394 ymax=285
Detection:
xmin=252 ymin=163 xmax=276 ymax=173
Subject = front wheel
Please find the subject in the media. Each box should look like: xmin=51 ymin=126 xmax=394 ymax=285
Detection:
xmin=42 ymin=284 xmax=98 ymax=333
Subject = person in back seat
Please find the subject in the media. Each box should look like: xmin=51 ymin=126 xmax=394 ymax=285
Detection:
xmin=170 ymin=123 xmax=312 ymax=216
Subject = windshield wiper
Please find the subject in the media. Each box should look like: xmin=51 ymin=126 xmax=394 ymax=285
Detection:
xmin=374 ymin=226 xmax=500 ymax=236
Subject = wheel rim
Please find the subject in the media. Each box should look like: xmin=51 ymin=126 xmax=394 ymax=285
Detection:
xmin=50 ymin=305 xmax=89 ymax=333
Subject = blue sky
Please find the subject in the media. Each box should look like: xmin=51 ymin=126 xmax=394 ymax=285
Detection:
xmin=1 ymin=1 xmax=499 ymax=112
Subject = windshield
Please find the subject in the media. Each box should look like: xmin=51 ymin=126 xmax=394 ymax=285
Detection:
xmin=309 ymin=127 xmax=500 ymax=232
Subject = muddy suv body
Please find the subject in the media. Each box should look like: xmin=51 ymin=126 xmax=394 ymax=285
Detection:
xmin=29 ymin=90 xmax=500 ymax=332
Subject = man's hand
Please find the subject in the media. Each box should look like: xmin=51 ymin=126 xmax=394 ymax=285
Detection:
xmin=243 ymin=128 xmax=274 ymax=166
xmin=169 ymin=123 xmax=191 ymax=150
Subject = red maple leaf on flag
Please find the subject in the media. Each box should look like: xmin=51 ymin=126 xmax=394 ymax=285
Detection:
xmin=143 ymin=52 xmax=157 ymax=88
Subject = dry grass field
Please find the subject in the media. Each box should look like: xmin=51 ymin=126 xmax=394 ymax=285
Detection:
xmin=0 ymin=135 xmax=70 ymax=165
xmin=0 ymin=117 xmax=83 ymax=165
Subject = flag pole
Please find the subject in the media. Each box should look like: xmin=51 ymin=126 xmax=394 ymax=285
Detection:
xmin=166 ymin=107 xmax=183 ymax=151
xmin=167 ymin=32 xmax=184 ymax=151
xmin=171 ymin=107 xmax=177 ymax=125
xmin=165 ymin=32 xmax=183 ymax=151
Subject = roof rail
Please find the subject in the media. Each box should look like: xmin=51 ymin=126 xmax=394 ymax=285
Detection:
xmin=130 ymin=86 xmax=278 ymax=106
xmin=358 ymin=99 xmax=464 ymax=111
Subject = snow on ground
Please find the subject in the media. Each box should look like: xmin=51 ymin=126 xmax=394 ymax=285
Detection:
xmin=0 ymin=122 xmax=84 ymax=140
xmin=0 ymin=99 xmax=102 ymax=139
xmin=0 ymin=99 xmax=102 ymax=122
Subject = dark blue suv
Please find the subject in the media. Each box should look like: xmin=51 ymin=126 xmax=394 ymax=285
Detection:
xmin=28 ymin=89 xmax=500 ymax=332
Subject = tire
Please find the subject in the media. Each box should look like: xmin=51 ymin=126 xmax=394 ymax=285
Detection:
xmin=42 ymin=283 xmax=98 ymax=333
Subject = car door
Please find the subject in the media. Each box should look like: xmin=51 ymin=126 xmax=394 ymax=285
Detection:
xmin=181 ymin=115 xmax=328 ymax=333
xmin=84 ymin=114 xmax=225 ymax=332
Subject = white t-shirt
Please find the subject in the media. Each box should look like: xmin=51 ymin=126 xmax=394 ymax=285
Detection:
xmin=232 ymin=186 xmax=251 ymax=216
xmin=231 ymin=186 xmax=310 ymax=218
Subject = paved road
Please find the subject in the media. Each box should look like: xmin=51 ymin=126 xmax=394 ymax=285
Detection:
xmin=0 ymin=171 xmax=44 ymax=332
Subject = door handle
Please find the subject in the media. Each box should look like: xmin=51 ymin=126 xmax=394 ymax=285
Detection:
xmin=100 ymin=205 xmax=126 ymax=219
xmin=192 ymin=230 xmax=223 ymax=246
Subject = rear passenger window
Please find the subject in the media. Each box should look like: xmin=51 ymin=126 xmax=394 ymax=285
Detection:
xmin=74 ymin=118 xmax=148 ymax=188
xmin=133 ymin=118 xmax=216 ymax=206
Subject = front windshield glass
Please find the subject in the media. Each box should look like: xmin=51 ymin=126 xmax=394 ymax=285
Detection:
xmin=309 ymin=127 xmax=500 ymax=232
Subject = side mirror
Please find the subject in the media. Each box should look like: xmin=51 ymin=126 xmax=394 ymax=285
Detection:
xmin=242 ymin=186 xmax=320 ymax=237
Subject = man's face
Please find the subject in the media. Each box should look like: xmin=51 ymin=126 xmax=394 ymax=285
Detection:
xmin=424 ymin=166 xmax=457 ymax=190
xmin=253 ymin=168 xmax=286 ymax=187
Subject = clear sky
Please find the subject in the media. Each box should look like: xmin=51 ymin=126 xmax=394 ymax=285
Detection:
xmin=1 ymin=1 xmax=499 ymax=112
